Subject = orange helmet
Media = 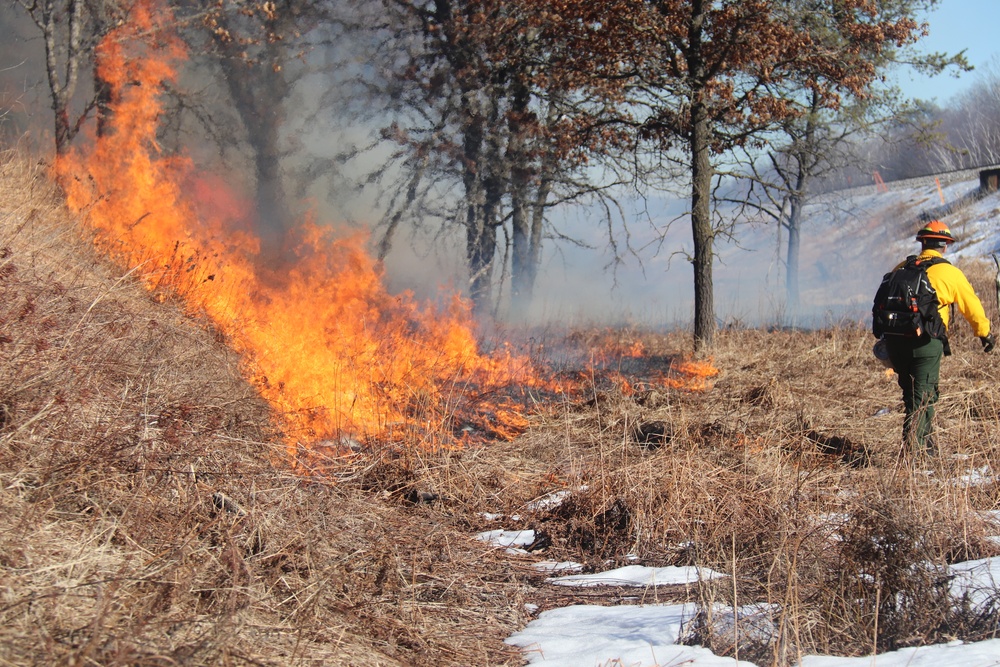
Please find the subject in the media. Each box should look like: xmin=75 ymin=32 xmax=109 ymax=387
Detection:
xmin=916 ymin=220 xmax=955 ymax=244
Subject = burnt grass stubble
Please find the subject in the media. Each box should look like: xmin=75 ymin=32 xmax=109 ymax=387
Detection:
xmin=2 ymin=151 xmax=1000 ymax=665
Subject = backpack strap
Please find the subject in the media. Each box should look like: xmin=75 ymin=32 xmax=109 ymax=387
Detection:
xmin=909 ymin=255 xmax=950 ymax=270
xmin=910 ymin=255 xmax=952 ymax=354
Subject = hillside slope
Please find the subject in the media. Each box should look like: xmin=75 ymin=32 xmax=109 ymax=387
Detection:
xmin=0 ymin=153 xmax=526 ymax=666
xmin=5 ymin=148 xmax=1000 ymax=667
xmin=531 ymin=168 xmax=1000 ymax=328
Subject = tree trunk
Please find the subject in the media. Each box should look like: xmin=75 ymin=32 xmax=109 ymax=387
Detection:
xmin=475 ymin=131 xmax=504 ymax=317
xmin=94 ymin=63 xmax=113 ymax=138
xmin=512 ymin=172 xmax=549 ymax=317
xmin=512 ymin=94 xmax=558 ymax=319
xmin=467 ymin=212 xmax=497 ymax=315
xmin=462 ymin=108 xmax=493 ymax=315
xmin=249 ymin=111 xmax=286 ymax=245
xmin=39 ymin=0 xmax=85 ymax=156
xmin=510 ymin=180 xmax=531 ymax=316
xmin=690 ymin=103 xmax=715 ymax=351
xmin=214 ymin=20 xmax=290 ymax=252
xmin=509 ymin=78 xmax=533 ymax=318
xmin=784 ymin=96 xmax=817 ymax=315
xmin=688 ymin=0 xmax=714 ymax=351
xmin=785 ymin=190 xmax=803 ymax=313
xmin=91 ymin=6 xmax=114 ymax=139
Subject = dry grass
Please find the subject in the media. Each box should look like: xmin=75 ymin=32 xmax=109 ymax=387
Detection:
xmin=0 ymin=152 xmax=528 ymax=666
xmin=406 ymin=327 xmax=1000 ymax=663
xmin=3 ymin=148 xmax=1000 ymax=666
xmin=485 ymin=324 xmax=1000 ymax=663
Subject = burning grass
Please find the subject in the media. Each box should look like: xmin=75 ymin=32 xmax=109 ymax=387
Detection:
xmin=5 ymin=5 xmax=1000 ymax=660
xmin=0 ymin=151 xmax=530 ymax=665
xmin=5 ymin=146 xmax=1000 ymax=664
xmin=50 ymin=0 xmax=551 ymax=459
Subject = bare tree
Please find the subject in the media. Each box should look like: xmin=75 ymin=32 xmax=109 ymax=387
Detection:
xmin=932 ymin=60 xmax=1000 ymax=168
xmin=336 ymin=0 xmax=636 ymax=318
xmin=167 ymin=0 xmax=335 ymax=251
xmin=739 ymin=0 xmax=968 ymax=314
xmin=13 ymin=0 xmax=135 ymax=155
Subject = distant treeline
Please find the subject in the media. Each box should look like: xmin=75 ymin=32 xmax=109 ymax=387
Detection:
xmin=819 ymin=62 xmax=1000 ymax=192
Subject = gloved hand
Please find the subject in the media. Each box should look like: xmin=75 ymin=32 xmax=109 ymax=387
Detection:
xmin=981 ymin=333 xmax=995 ymax=353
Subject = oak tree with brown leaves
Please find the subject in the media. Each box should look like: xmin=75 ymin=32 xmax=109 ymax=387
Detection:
xmin=621 ymin=0 xmax=925 ymax=349
xmin=742 ymin=0 xmax=967 ymax=315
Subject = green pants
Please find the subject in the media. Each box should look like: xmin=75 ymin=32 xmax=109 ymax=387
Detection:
xmin=885 ymin=336 xmax=943 ymax=454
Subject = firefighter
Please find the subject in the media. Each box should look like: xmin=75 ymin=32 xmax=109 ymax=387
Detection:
xmin=883 ymin=220 xmax=994 ymax=455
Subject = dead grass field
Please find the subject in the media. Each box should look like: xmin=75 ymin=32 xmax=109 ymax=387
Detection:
xmin=2 ymin=149 xmax=1000 ymax=666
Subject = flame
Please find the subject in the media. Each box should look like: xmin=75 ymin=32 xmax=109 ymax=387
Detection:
xmin=623 ymin=340 xmax=645 ymax=358
xmin=578 ymin=330 xmax=647 ymax=365
xmin=661 ymin=359 xmax=719 ymax=392
xmin=54 ymin=0 xmax=537 ymax=459
xmin=50 ymin=0 xmax=719 ymax=465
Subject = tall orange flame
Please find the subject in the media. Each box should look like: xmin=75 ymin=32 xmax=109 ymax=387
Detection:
xmin=54 ymin=0 xmax=536 ymax=459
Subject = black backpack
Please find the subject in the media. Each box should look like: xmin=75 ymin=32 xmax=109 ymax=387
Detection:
xmin=872 ymin=255 xmax=949 ymax=346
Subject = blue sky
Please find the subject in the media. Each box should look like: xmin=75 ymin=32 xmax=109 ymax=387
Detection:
xmin=896 ymin=0 xmax=999 ymax=103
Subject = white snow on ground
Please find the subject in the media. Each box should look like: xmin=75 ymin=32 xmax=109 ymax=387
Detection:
xmin=505 ymin=603 xmax=758 ymax=667
xmin=953 ymin=465 xmax=996 ymax=487
xmin=798 ymin=639 xmax=1000 ymax=666
xmin=476 ymin=528 xmax=536 ymax=550
xmin=545 ymin=563 xmax=725 ymax=587
xmin=499 ymin=177 xmax=1000 ymax=665
xmin=501 ymin=558 xmax=1000 ymax=667
xmin=526 ymin=490 xmax=576 ymax=511
xmin=950 ymin=557 xmax=1000 ymax=607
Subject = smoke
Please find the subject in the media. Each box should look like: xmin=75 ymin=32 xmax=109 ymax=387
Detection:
xmin=0 ymin=11 xmax=57 ymax=147
xmin=0 ymin=1 xmax=920 ymax=337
